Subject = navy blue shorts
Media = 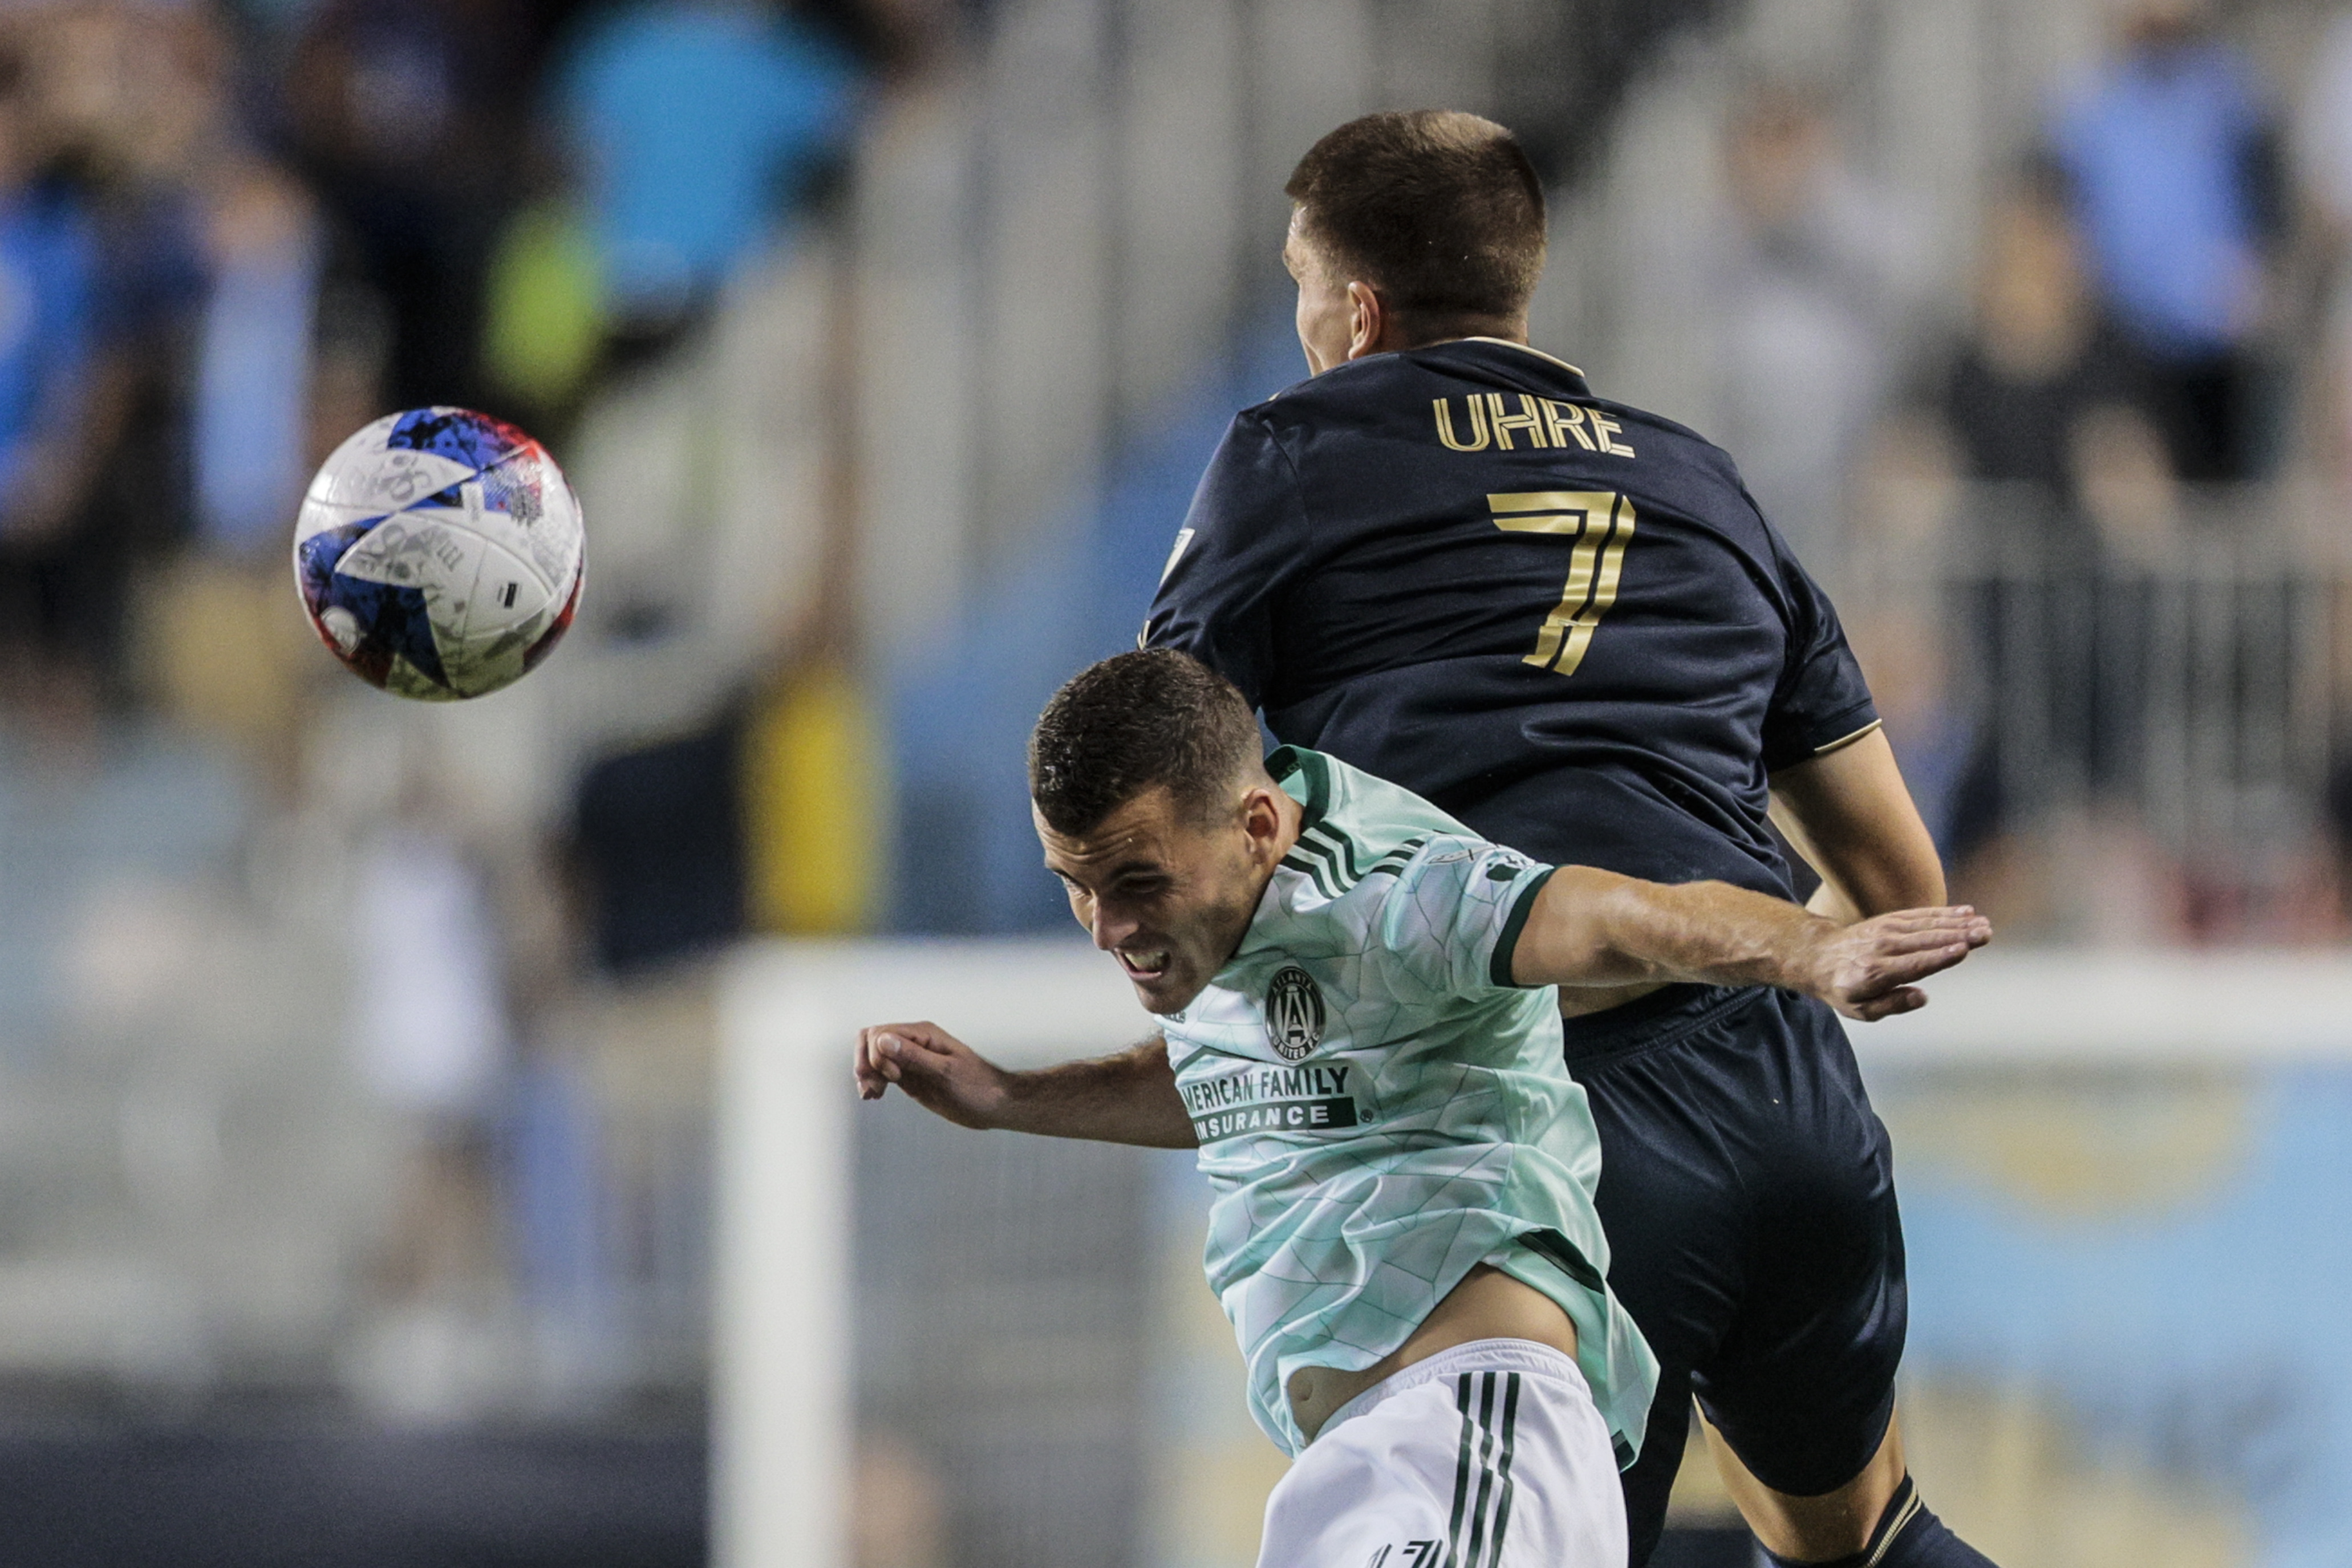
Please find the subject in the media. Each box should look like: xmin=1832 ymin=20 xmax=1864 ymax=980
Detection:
xmin=1564 ymin=983 xmax=1905 ymax=1564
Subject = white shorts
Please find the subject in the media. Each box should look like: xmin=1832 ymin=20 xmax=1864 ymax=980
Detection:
xmin=1256 ymin=1339 xmax=1627 ymax=1568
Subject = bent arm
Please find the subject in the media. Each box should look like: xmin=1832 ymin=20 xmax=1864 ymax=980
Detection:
xmin=1768 ymin=728 xmax=1945 ymax=921
xmin=999 ymin=1038 xmax=1197 ymax=1147
xmin=855 ymin=1022 xmax=1197 ymax=1148
xmin=1507 ymin=867 xmax=1988 ymax=1022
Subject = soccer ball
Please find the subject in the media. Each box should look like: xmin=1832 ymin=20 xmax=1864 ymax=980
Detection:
xmin=293 ymin=408 xmax=586 ymax=701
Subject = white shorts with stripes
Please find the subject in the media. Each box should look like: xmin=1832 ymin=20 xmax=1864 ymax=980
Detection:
xmin=1255 ymin=1339 xmax=1627 ymax=1568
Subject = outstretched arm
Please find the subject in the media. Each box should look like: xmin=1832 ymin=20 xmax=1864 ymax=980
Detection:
xmin=1508 ymin=868 xmax=1988 ymax=1022
xmin=854 ymin=1022 xmax=1198 ymax=1148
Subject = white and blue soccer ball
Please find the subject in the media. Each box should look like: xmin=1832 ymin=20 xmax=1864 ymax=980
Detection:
xmin=293 ymin=408 xmax=586 ymax=700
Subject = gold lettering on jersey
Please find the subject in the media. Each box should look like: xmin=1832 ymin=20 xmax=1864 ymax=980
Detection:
xmin=1586 ymin=409 xmax=1635 ymax=457
xmin=1437 ymin=394 xmax=1633 ymax=460
xmin=1543 ymin=400 xmax=1597 ymax=452
xmin=1485 ymin=393 xmax=1549 ymax=450
xmin=1433 ymin=396 xmax=1490 ymax=451
xmin=1489 ymin=490 xmax=1638 ymax=676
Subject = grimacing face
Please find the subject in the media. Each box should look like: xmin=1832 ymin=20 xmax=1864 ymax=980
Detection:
xmin=1036 ymin=783 xmax=1283 ymax=1014
xmin=1284 ymin=208 xmax=1360 ymax=376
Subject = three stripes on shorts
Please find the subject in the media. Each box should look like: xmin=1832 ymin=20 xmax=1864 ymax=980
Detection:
xmin=1362 ymin=1370 xmax=1524 ymax=1568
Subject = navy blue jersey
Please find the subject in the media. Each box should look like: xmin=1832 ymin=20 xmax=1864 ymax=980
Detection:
xmin=1145 ymin=338 xmax=1877 ymax=899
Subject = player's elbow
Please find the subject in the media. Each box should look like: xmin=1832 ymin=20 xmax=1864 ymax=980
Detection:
xmin=1830 ymin=842 xmax=1947 ymax=916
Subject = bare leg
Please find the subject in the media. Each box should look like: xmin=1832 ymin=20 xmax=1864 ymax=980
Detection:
xmin=1698 ymin=1404 xmax=1906 ymax=1561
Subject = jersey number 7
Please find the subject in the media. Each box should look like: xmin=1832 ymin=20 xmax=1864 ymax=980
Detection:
xmin=1489 ymin=491 xmax=1636 ymax=677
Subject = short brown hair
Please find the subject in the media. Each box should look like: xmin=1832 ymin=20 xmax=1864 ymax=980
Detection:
xmin=1285 ymin=111 xmax=1546 ymax=325
xmin=1029 ymin=651 xmax=1262 ymax=835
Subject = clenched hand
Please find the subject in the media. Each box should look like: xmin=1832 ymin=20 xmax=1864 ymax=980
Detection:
xmin=854 ymin=1021 xmax=1011 ymax=1129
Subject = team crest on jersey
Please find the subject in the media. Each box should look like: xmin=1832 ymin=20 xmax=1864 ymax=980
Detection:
xmin=1264 ymin=965 xmax=1327 ymax=1060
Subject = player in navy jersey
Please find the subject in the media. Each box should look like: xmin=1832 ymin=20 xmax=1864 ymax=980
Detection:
xmin=1146 ymin=111 xmax=1997 ymax=1568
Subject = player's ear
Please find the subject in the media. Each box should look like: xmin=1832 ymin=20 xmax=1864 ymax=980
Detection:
xmin=1345 ymin=281 xmax=1384 ymax=360
xmin=1236 ymin=782 xmax=1286 ymax=860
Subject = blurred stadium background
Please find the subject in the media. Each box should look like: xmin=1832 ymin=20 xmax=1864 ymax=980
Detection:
xmin=0 ymin=0 xmax=2349 ymax=1563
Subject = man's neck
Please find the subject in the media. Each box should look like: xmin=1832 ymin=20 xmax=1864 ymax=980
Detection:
xmin=1270 ymin=782 xmax=1305 ymax=858
xmin=1378 ymin=316 xmax=1530 ymax=355
xmin=1227 ymin=784 xmax=1308 ymax=956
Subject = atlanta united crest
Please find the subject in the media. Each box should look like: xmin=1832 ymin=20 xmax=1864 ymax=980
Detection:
xmin=1264 ymin=965 xmax=1327 ymax=1061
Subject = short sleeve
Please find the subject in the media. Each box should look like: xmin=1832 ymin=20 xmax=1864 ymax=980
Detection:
xmin=1142 ymin=411 xmax=1311 ymax=708
xmin=1760 ymin=549 xmax=1879 ymax=772
xmin=1378 ymin=838 xmax=1558 ymax=997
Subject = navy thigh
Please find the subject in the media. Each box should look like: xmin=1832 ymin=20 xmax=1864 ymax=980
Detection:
xmin=1569 ymin=986 xmax=1909 ymax=1558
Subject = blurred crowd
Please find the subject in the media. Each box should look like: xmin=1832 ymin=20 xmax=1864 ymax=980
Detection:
xmin=12 ymin=0 xmax=2352 ymax=1023
xmin=1683 ymin=0 xmax=2352 ymax=943
xmin=0 ymin=0 xmax=906 ymax=721
xmin=0 ymin=0 xmax=938 ymax=1417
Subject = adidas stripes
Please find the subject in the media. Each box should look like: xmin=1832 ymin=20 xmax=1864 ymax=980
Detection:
xmin=1256 ymin=1339 xmax=1626 ymax=1568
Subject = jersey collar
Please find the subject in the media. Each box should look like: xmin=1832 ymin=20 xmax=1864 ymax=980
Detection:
xmin=1419 ymin=336 xmax=1592 ymax=397
xmin=1223 ymin=748 xmax=1331 ymax=980
xmin=1264 ymin=745 xmax=1331 ymax=834
xmin=1457 ymin=336 xmax=1586 ymax=378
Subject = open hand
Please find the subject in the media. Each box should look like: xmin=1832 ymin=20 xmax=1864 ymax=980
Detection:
xmin=854 ymin=1021 xmax=1012 ymax=1129
xmin=1799 ymin=907 xmax=1990 ymax=1022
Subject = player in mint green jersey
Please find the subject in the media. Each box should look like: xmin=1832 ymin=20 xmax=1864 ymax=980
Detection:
xmin=854 ymin=651 xmax=1988 ymax=1567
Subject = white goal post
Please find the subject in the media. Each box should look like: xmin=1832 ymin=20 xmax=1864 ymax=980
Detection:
xmin=712 ymin=940 xmax=2352 ymax=1567
xmin=713 ymin=940 xmax=1148 ymax=1568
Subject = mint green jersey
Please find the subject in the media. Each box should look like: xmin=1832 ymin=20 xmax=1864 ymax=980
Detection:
xmin=1158 ymin=747 xmax=1658 ymax=1460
